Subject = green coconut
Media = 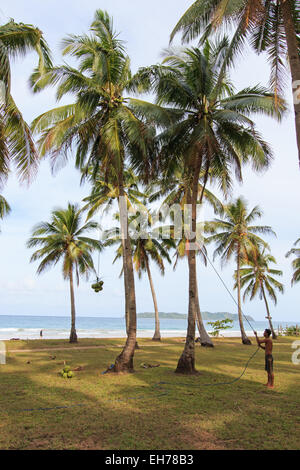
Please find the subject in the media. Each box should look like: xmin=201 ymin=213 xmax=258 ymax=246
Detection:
xmin=67 ymin=371 xmax=73 ymax=378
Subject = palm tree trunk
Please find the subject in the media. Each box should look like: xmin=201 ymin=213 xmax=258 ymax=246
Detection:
xmin=237 ymin=249 xmax=251 ymax=345
xmin=145 ymin=257 xmax=161 ymax=341
xmin=112 ymin=176 xmax=137 ymax=372
xmin=175 ymin=245 xmax=197 ymax=373
xmin=261 ymin=285 xmax=277 ymax=339
xmin=281 ymin=0 xmax=300 ymax=166
xmin=175 ymin=159 xmax=201 ymax=374
xmin=124 ymin=269 xmax=129 ymax=336
xmin=124 ymin=270 xmax=139 ymax=349
xmin=195 ymin=281 xmax=214 ymax=347
xmin=69 ymin=268 xmax=77 ymax=343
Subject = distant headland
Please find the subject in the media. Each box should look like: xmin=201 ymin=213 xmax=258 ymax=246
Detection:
xmin=137 ymin=312 xmax=254 ymax=322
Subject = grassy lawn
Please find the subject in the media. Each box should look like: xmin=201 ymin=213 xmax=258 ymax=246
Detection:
xmin=0 ymin=336 xmax=299 ymax=450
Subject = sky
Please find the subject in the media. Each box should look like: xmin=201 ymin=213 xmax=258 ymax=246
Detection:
xmin=0 ymin=0 xmax=299 ymax=321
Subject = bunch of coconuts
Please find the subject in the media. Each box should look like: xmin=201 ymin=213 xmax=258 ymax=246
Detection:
xmin=60 ymin=365 xmax=73 ymax=379
xmin=91 ymin=280 xmax=104 ymax=293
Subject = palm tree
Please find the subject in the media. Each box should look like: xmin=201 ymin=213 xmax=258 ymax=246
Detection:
xmin=205 ymin=197 xmax=275 ymax=344
xmin=27 ymin=203 xmax=100 ymax=343
xmin=171 ymin=0 xmax=300 ymax=166
xmin=83 ymin=168 xmax=147 ymax=347
xmin=149 ymin=165 xmax=224 ymax=348
xmin=237 ymin=248 xmax=284 ymax=339
xmin=135 ymin=37 xmax=283 ymax=372
xmin=131 ymin=226 xmax=173 ymax=342
xmin=286 ymin=238 xmax=300 ymax=285
xmin=30 ymin=10 xmax=168 ymax=372
xmin=173 ymin=222 xmax=215 ymax=348
xmin=0 ymin=194 xmax=10 ymax=226
xmin=0 ymin=19 xmax=52 ymax=184
xmin=104 ymin=210 xmax=174 ymax=341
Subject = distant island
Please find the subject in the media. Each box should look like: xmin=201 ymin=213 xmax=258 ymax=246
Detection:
xmin=138 ymin=312 xmax=254 ymax=322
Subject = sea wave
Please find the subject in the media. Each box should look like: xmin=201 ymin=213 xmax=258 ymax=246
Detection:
xmin=0 ymin=328 xmax=19 ymax=332
xmin=0 ymin=327 xmax=265 ymax=341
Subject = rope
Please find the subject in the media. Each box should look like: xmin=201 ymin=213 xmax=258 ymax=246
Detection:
xmin=13 ymin=346 xmax=261 ymax=413
xmin=13 ymin=345 xmax=260 ymax=413
xmin=155 ymin=346 xmax=260 ymax=389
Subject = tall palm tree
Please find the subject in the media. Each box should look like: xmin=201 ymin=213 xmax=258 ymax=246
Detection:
xmin=27 ymin=203 xmax=100 ymax=343
xmin=205 ymin=197 xmax=275 ymax=344
xmin=132 ymin=224 xmax=173 ymax=342
xmin=30 ymin=10 xmax=168 ymax=372
xmin=171 ymin=0 xmax=300 ymax=166
xmin=135 ymin=37 xmax=283 ymax=372
xmin=173 ymin=221 xmax=215 ymax=347
xmin=0 ymin=19 xmax=52 ymax=184
xmin=237 ymin=248 xmax=284 ymax=339
xmin=149 ymin=165 xmax=224 ymax=348
xmin=286 ymin=238 xmax=300 ymax=285
xmin=83 ymin=168 xmax=147 ymax=347
xmin=104 ymin=212 xmax=173 ymax=341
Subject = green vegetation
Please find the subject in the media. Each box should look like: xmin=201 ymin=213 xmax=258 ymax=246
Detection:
xmin=281 ymin=325 xmax=300 ymax=337
xmin=207 ymin=319 xmax=234 ymax=338
xmin=138 ymin=312 xmax=188 ymax=319
xmin=1 ymin=337 xmax=299 ymax=450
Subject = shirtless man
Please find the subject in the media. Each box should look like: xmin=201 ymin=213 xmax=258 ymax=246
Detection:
xmin=254 ymin=329 xmax=274 ymax=389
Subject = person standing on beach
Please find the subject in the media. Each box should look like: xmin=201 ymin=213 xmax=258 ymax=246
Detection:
xmin=254 ymin=329 xmax=274 ymax=389
xmin=40 ymin=330 xmax=43 ymax=339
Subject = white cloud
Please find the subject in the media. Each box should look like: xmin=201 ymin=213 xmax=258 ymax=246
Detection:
xmin=0 ymin=277 xmax=36 ymax=293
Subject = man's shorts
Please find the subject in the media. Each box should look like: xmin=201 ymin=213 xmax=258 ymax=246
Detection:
xmin=265 ymin=354 xmax=274 ymax=373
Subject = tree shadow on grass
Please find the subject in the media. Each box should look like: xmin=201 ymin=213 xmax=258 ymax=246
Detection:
xmin=207 ymin=380 xmax=300 ymax=450
xmin=0 ymin=339 xmax=298 ymax=450
xmin=0 ymin=368 xmax=225 ymax=450
xmin=0 ymin=349 xmax=244 ymax=450
xmin=110 ymin=364 xmax=300 ymax=449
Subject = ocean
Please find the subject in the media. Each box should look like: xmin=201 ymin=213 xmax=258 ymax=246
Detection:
xmin=0 ymin=315 xmax=295 ymax=341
